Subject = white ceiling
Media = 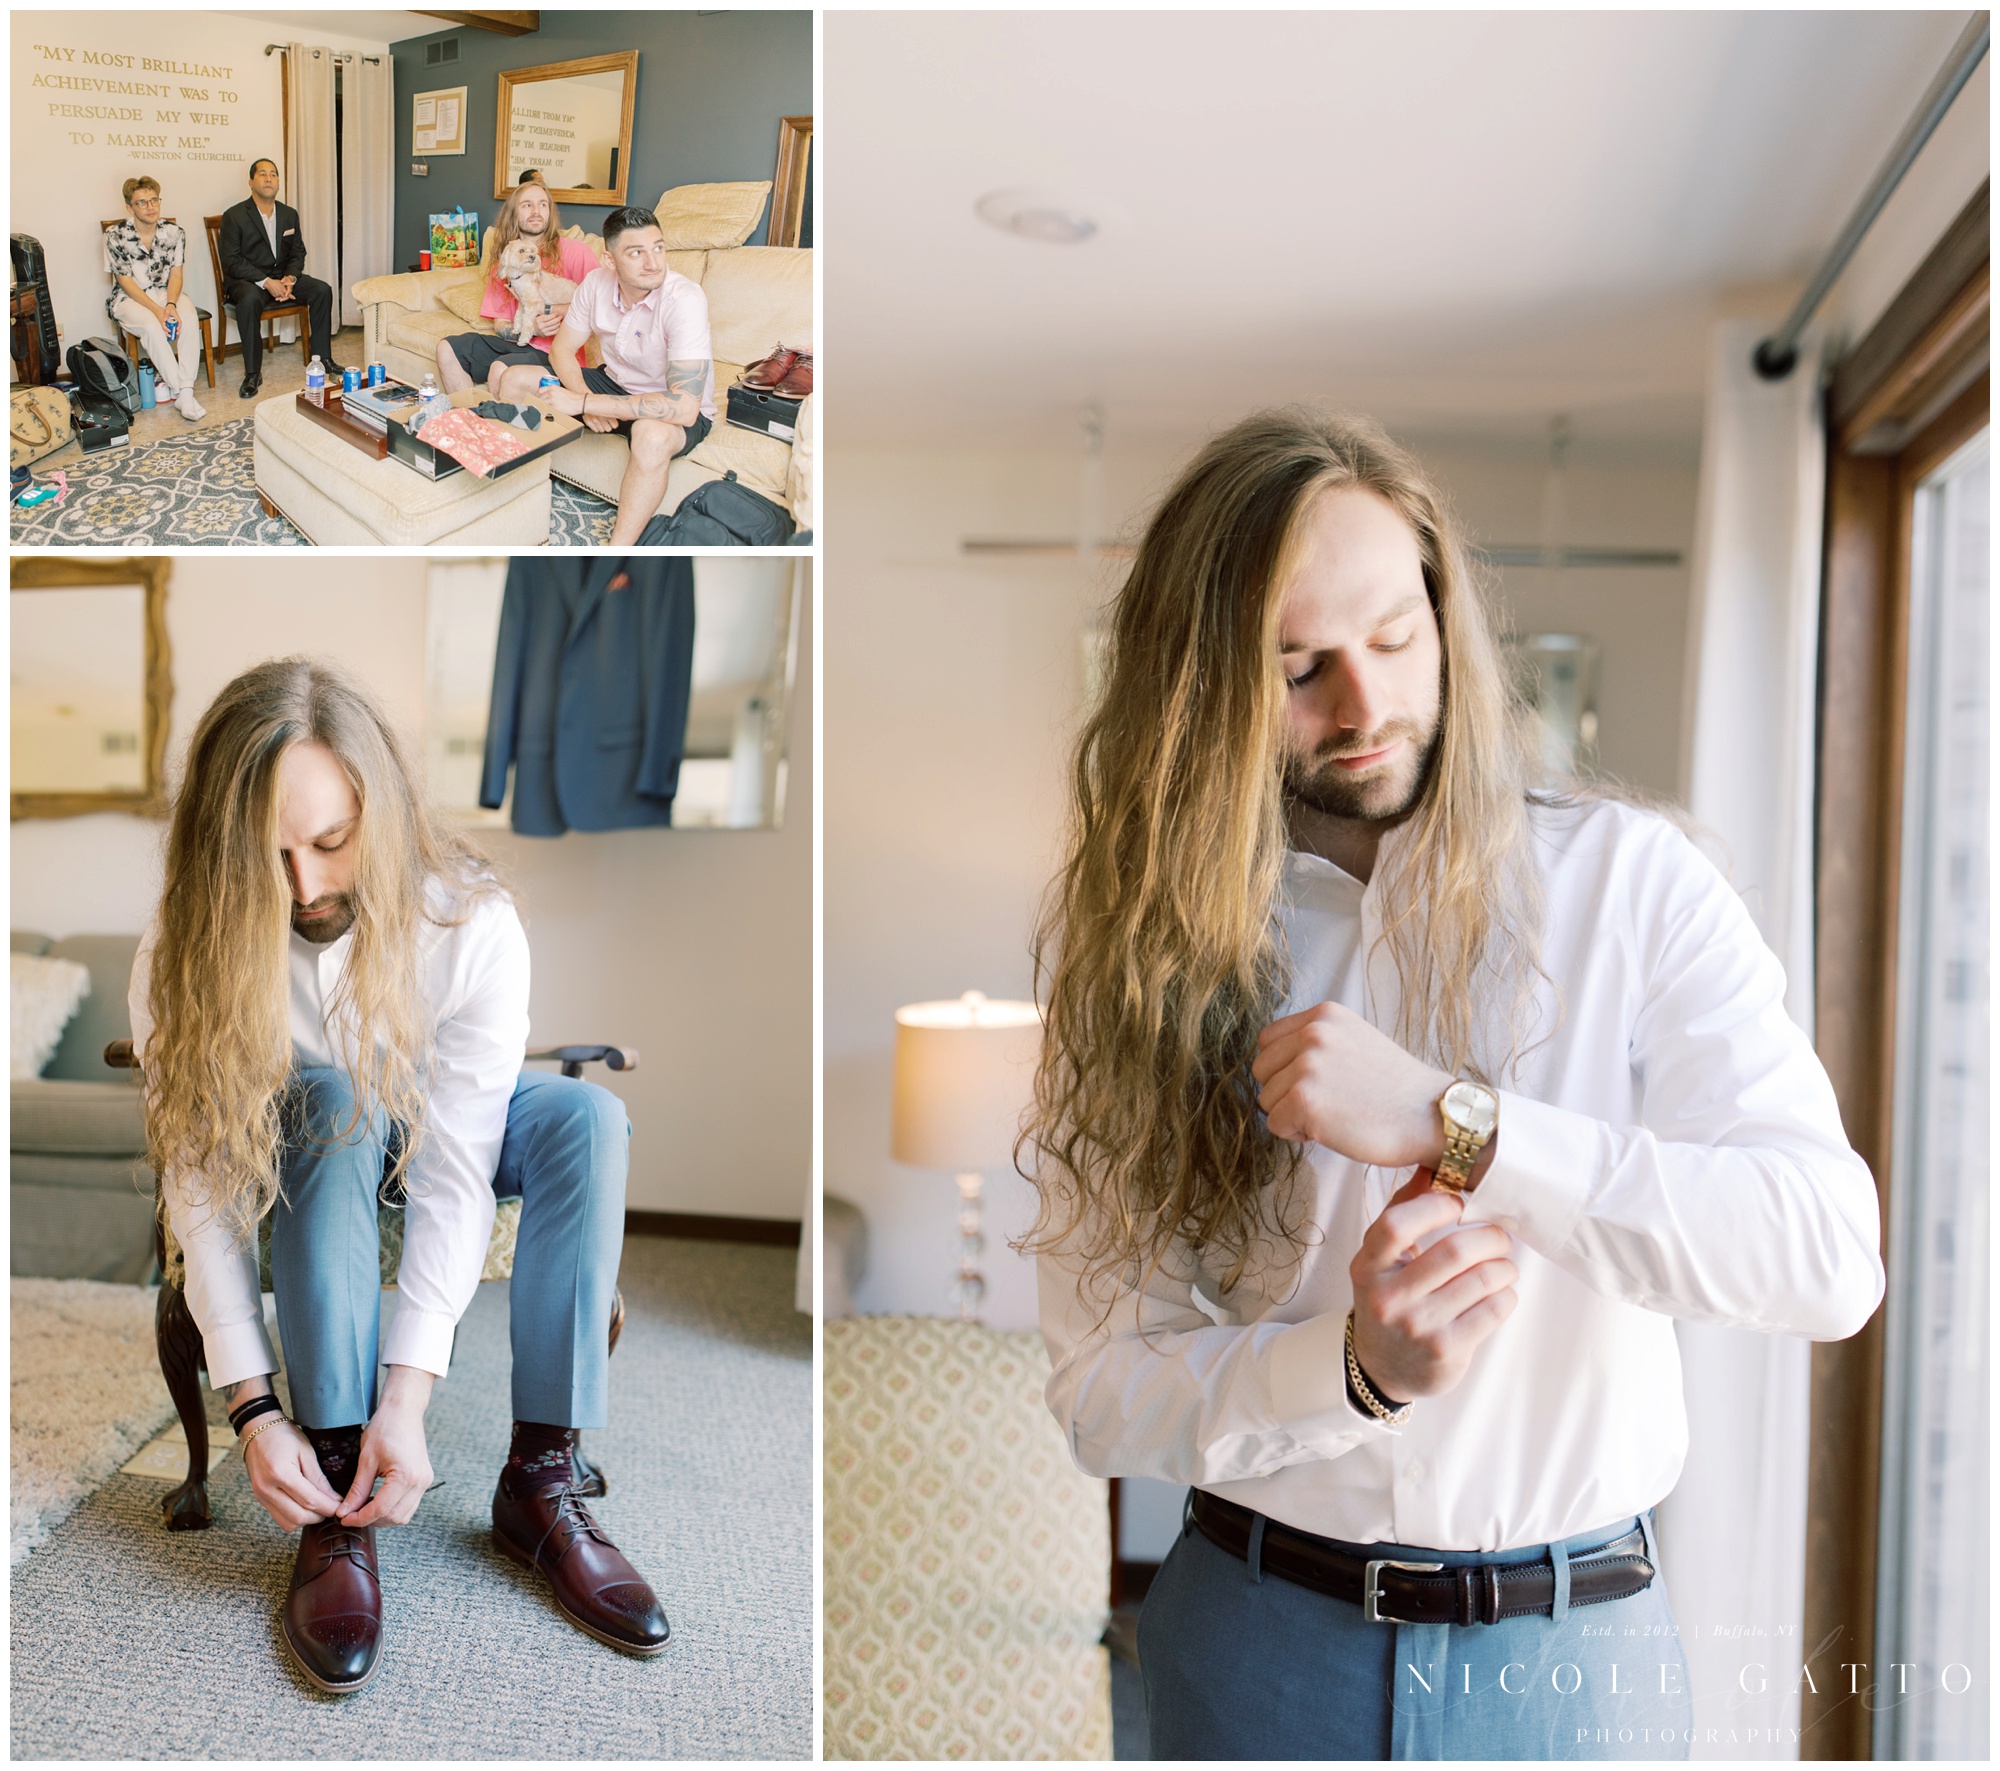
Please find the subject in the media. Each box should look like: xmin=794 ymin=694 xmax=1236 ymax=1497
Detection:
xmin=219 ymin=10 xmax=436 ymax=49
xmin=828 ymin=10 xmax=1985 ymax=450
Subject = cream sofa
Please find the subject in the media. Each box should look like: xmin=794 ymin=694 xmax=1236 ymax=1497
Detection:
xmin=352 ymin=182 xmax=812 ymax=533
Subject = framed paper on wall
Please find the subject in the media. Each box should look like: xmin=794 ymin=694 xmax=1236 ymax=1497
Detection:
xmin=413 ymin=85 xmax=468 ymax=157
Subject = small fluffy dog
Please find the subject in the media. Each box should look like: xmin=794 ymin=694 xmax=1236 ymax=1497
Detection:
xmin=495 ymin=238 xmax=579 ymax=346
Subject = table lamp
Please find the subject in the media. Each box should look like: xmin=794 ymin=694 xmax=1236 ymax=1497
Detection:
xmin=891 ymin=991 xmax=1043 ymax=1322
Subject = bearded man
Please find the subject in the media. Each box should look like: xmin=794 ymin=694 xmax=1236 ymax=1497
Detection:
xmin=1023 ymin=411 xmax=1884 ymax=1760
xmin=129 ymin=658 xmax=668 ymax=1693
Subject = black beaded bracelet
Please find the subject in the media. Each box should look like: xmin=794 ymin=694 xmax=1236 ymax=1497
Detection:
xmin=228 ymin=1393 xmax=284 ymax=1436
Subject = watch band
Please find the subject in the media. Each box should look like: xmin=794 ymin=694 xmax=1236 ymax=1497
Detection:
xmin=1432 ymin=1119 xmax=1486 ymax=1194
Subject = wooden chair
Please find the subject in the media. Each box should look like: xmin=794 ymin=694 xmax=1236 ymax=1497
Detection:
xmin=98 ymin=218 xmax=218 ymax=390
xmin=104 ymin=1038 xmax=637 ymax=1531
xmin=203 ymin=214 xmax=312 ymax=370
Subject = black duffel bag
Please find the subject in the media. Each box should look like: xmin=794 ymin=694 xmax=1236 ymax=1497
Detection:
xmin=638 ymin=470 xmax=795 ymax=547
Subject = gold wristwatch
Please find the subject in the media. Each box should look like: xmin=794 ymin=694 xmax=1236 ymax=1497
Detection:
xmin=1429 ymin=1079 xmax=1499 ymax=1195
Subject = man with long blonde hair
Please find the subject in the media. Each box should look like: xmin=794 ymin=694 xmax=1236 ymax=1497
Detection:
xmin=129 ymin=658 xmax=668 ymax=1693
xmin=435 ymin=176 xmax=599 ymax=394
xmin=1025 ymin=409 xmax=1883 ymax=1758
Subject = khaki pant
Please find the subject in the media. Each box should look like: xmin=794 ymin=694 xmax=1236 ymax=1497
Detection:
xmin=109 ymin=291 xmax=203 ymax=396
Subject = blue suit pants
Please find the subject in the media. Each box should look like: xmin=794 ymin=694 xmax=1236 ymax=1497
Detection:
xmin=1139 ymin=1504 xmax=1694 ymax=1760
xmin=267 ymin=1066 xmax=629 ymax=1430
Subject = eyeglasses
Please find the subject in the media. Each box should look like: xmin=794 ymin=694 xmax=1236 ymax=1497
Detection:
xmin=130 ymin=196 xmax=161 ymax=210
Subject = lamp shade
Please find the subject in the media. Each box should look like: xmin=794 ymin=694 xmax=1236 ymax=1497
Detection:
xmin=890 ymin=992 xmax=1043 ymax=1172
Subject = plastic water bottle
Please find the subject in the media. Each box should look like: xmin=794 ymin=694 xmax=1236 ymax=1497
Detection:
xmin=137 ymin=365 xmax=156 ymax=409
xmin=305 ymin=355 xmax=326 ymax=403
xmin=413 ymin=370 xmax=451 ymax=436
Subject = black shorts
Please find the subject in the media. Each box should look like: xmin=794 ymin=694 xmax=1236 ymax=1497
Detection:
xmin=580 ymin=364 xmax=712 ymax=455
xmin=446 ymin=332 xmax=552 ymax=383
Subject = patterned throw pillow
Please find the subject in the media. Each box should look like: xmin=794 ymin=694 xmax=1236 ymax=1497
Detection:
xmin=11 ymin=952 xmax=92 ymax=1080
xmin=823 ymin=1316 xmax=1112 ymax=1760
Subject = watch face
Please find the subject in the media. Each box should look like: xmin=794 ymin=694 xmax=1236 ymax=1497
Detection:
xmin=1444 ymin=1080 xmax=1498 ymax=1137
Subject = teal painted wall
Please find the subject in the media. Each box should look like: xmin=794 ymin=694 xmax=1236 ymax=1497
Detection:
xmin=392 ymin=11 xmax=810 ymax=267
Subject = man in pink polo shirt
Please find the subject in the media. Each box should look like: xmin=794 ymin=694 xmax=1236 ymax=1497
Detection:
xmin=493 ymin=205 xmax=715 ymax=547
xmin=436 ymin=179 xmax=599 ymax=395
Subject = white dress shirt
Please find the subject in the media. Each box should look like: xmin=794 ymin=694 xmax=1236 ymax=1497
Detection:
xmin=1038 ymin=797 xmax=1885 ymax=1552
xmin=129 ymin=882 xmax=530 ymax=1389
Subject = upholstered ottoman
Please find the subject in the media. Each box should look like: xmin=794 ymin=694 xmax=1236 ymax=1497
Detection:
xmin=252 ymin=394 xmax=554 ymax=546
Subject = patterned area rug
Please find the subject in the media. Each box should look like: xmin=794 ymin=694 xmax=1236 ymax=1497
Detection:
xmin=8 ymin=417 xmax=616 ymax=547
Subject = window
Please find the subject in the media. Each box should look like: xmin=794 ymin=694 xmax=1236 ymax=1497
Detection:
xmin=1875 ymin=431 xmax=1988 ymax=1760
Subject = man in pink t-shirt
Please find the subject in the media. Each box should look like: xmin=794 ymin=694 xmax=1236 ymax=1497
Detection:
xmin=436 ymin=180 xmax=600 ymax=394
xmin=492 ymin=205 xmax=715 ymax=547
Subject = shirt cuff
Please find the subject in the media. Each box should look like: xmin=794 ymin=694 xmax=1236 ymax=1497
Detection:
xmin=202 ymin=1319 xmax=279 ymax=1392
xmin=1267 ymin=1310 xmax=1400 ymax=1448
xmin=1468 ymin=1090 xmax=1602 ymax=1254
xmin=380 ymin=1300 xmax=458 ymax=1378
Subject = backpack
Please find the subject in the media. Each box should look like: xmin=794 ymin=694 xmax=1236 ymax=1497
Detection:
xmin=65 ymin=337 xmax=141 ymax=416
xmin=638 ymin=471 xmax=795 ymax=547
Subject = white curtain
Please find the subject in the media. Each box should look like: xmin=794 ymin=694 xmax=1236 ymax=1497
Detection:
xmin=1663 ymin=315 xmax=1827 ymax=1760
xmin=340 ymin=54 xmax=395 ymax=329
xmin=282 ymin=43 xmax=338 ymax=348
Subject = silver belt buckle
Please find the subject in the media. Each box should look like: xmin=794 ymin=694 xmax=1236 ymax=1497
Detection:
xmin=1362 ymin=1558 xmax=1444 ymax=1623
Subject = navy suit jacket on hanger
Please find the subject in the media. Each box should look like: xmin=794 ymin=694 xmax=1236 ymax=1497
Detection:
xmin=479 ymin=556 xmax=697 ymax=835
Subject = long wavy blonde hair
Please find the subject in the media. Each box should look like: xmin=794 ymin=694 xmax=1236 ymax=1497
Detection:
xmin=145 ymin=658 xmax=503 ymax=1240
xmin=1022 ymin=408 xmax=1549 ymax=1298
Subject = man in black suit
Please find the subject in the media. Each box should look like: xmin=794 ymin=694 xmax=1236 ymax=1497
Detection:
xmin=217 ymin=157 xmax=338 ymax=397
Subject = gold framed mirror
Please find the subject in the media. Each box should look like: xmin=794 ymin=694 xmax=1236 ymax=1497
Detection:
xmin=11 ymin=557 xmax=173 ymax=820
xmin=494 ymin=51 xmax=639 ymax=207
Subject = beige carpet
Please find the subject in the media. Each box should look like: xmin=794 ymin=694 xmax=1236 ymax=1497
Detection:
xmin=10 ymin=1278 xmax=176 ymax=1565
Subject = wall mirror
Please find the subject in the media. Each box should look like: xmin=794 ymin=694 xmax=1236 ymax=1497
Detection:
xmin=11 ymin=558 xmax=173 ymax=819
xmin=495 ymin=52 xmax=639 ymax=206
xmin=426 ymin=557 xmax=804 ymax=831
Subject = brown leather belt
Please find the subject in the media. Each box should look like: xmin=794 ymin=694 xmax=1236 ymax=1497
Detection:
xmin=1190 ymin=1490 xmax=1655 ymax=1626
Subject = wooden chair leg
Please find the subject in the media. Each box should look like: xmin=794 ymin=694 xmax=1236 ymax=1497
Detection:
xmin=199 ymin=316 xmax=216 ymax=389
xmin=154 ymin=1279 xmax=212 ymax=1530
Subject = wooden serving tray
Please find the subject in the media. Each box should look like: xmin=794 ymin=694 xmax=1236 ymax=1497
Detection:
xmin=292 ymin=390 xmax=390 ymax=461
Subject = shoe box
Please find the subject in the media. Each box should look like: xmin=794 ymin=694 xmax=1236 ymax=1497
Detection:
xmin=726 ymin=382 xmax=803 ymax=443
xmin=72 ymin=388 xmax=131 ymax=452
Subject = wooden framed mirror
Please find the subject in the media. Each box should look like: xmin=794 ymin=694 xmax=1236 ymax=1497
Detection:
xmin=494 ymin=51 xmax=639 ymax=207
xmin=11 ymin=556 xmax=173 ymax=820
xmin=771 ymin=115 xmax=813 ymax=249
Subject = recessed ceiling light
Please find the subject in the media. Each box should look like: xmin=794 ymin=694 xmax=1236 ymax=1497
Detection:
xmin=974 ymin=188 xmax=1098 ymax=244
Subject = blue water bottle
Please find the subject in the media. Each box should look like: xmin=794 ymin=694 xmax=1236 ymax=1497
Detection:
xmin=137 ymin=365 xmax=156 ymax=410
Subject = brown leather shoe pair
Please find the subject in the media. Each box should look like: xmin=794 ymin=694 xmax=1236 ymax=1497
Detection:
xmin=493 ymin=1467 xmax=671 ymax=1655
xmin=739 ymin=343 xmax=813 ymax=400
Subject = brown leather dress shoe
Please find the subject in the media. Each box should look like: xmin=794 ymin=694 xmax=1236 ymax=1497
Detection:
xmin=282 ymin=1518 xmax=384 ymax=1693
xmin=738 ymin=344 xmax=800 ymax=391
xmin=493 ymin=1470 xmax=670 ymax=1656
xmin=771 ymin=350 xmax=813 ymax=399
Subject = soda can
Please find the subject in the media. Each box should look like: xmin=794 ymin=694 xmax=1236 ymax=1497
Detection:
xmin=367 ymin=362 xmax=386 ymax=387
xmin=342 ymin=367 xmax=362 ymax=394
xmin=165 ymin=317 xmax=178 ymax=345
xmin=420 ymin=249 xmax=432 ymax=271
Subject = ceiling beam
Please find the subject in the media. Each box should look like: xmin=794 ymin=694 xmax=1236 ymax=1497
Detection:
xmin=414 ymin=11 xmax=540 ymax=35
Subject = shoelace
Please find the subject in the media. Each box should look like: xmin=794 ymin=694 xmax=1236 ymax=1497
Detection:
xmin=529 ymin=1483 xmax=614 ymax=1565
xmin=306 ymin=1522 xmax=377 ymax=1579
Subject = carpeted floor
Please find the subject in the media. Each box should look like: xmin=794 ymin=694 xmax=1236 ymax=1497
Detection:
xmin=10 ymin=1279 xmax=178 ymax=1565
xmin=8 ymin=415 xmax=618 ymax=547
xmin=9 ymin=1237 xmax=811 ymax=1760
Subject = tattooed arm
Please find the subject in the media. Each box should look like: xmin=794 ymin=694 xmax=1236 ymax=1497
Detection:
xmin=558 ymin=360 xmax=709 ymax=431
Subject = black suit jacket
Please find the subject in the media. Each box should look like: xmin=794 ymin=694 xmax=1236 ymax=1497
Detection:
xmin=479 ymin=557 xmax=698 ymax=837
xmin=217 ymin=197 xmax=308 ymax=292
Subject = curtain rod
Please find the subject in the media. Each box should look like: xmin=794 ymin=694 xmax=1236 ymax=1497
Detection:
xmin=1754 ymin=10 xmax=1989 ymax=380
xmin=263 ymin=44 xmax=385 ymax=62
